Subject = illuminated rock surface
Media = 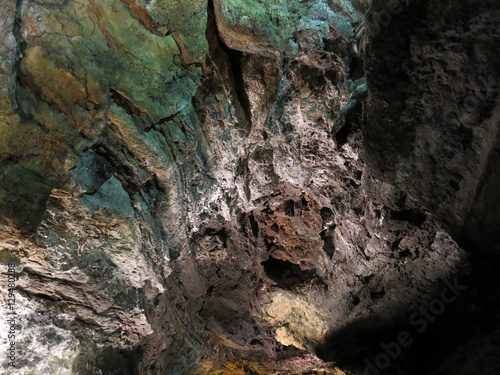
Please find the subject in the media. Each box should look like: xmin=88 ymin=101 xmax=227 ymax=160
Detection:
xmin=0 ymin=0 xmax=499 ymax=374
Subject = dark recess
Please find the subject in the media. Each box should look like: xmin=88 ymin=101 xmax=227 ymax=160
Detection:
xmin=205 ymin=0 xmax=252 ymax=131
xmin=262 ymin=257 xmax=315 ymax=289
xmin=320 ymin=229 xmax=335 ymax=257
xmin=72 ymin=343 xmax=143 ymax=375
xmin=284 ymin=200 xmax=295 ymax=216
xmin=390 ymin=209 xmax=427 ymax=227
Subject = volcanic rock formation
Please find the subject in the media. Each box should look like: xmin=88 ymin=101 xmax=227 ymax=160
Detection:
xmin=0 ymin=0 xmax=499 ymax=374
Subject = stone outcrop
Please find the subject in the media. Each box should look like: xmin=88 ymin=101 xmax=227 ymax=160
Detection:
xmin=0 ymin=0 xmax=498 ymax=374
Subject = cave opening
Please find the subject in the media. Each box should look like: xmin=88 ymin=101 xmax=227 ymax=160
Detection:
xmin=390 ymin=209 xmax=427 ymax=227
xmin=262 ymin=257 xmax=316 ymax=289
xmin=284 ymin=199 xmax=295 ymax=216
xmin=320 ymin=229 xmax=335 ymax=257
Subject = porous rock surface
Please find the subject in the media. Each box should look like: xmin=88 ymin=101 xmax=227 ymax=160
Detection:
xmin=0 ymin=0 xmax=498 ymax=374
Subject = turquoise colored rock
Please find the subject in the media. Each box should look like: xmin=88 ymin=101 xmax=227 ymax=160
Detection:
xmin=218 ymin=0 xmax=356 ymax=52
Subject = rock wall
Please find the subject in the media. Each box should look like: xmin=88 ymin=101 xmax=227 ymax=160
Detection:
xmin=0 ymin=0 xmax=498 ymax=374
xmin=364 ymin=0 xmax=500 ymax=253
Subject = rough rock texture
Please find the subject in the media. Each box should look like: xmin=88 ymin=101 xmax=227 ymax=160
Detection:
xmin=0 ymin=0 xmax=498 ymax=374
xmin=364 ymin=0 xmax=500 ymax=253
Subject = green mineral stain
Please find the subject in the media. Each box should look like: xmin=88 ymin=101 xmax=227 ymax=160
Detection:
xmin=33 ymin=0 xmax=208 ymax=123
xmin=334 ymin=77 xmax=367 ymax=128
xmin=81 ymin=176 xmax=135 ymax=218
xmin=220 ymin=0 xmax=356 ymax=51
xmin=137 ymin=0 xmax=209 ymax=60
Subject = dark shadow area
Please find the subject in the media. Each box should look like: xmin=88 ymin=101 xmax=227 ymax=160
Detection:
xmin=462 ymin=143 xmax=500 ymax=254
xmin=315 ymin=255 xmax=500 ymax=375
xmin=72 ymin=342 xmax=143 ymax=375
xmin=247 ymin=214 xmax=260 ymax=238
xmin=320 ymin=229 xmax=335 ymax=257
xmin=406 ymin=252 xmax=500 ymax=375
xmin=284 ymin=200 xmax=295 ymax=216
xmin=201 ymin=0 xmax=252 ymax=132
xmin=0 ymin=159 xmax=53 ymax=233
xmin=223 ymin=48 xmax=252 ymax=128
xmin=335 ymin=112 xmax=356 ymax=148
xmin=262 ymin=257 xmax=316 ymax=289
xmin=315 ymin=275 xmax=476 ymax=375
xmin=315 ymin=312 xmax=412 ymax=374
xmin=389 ymin=209 xmax=427 ymax=227
xmin=276 ymin=344 xmax=309 ymax=361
